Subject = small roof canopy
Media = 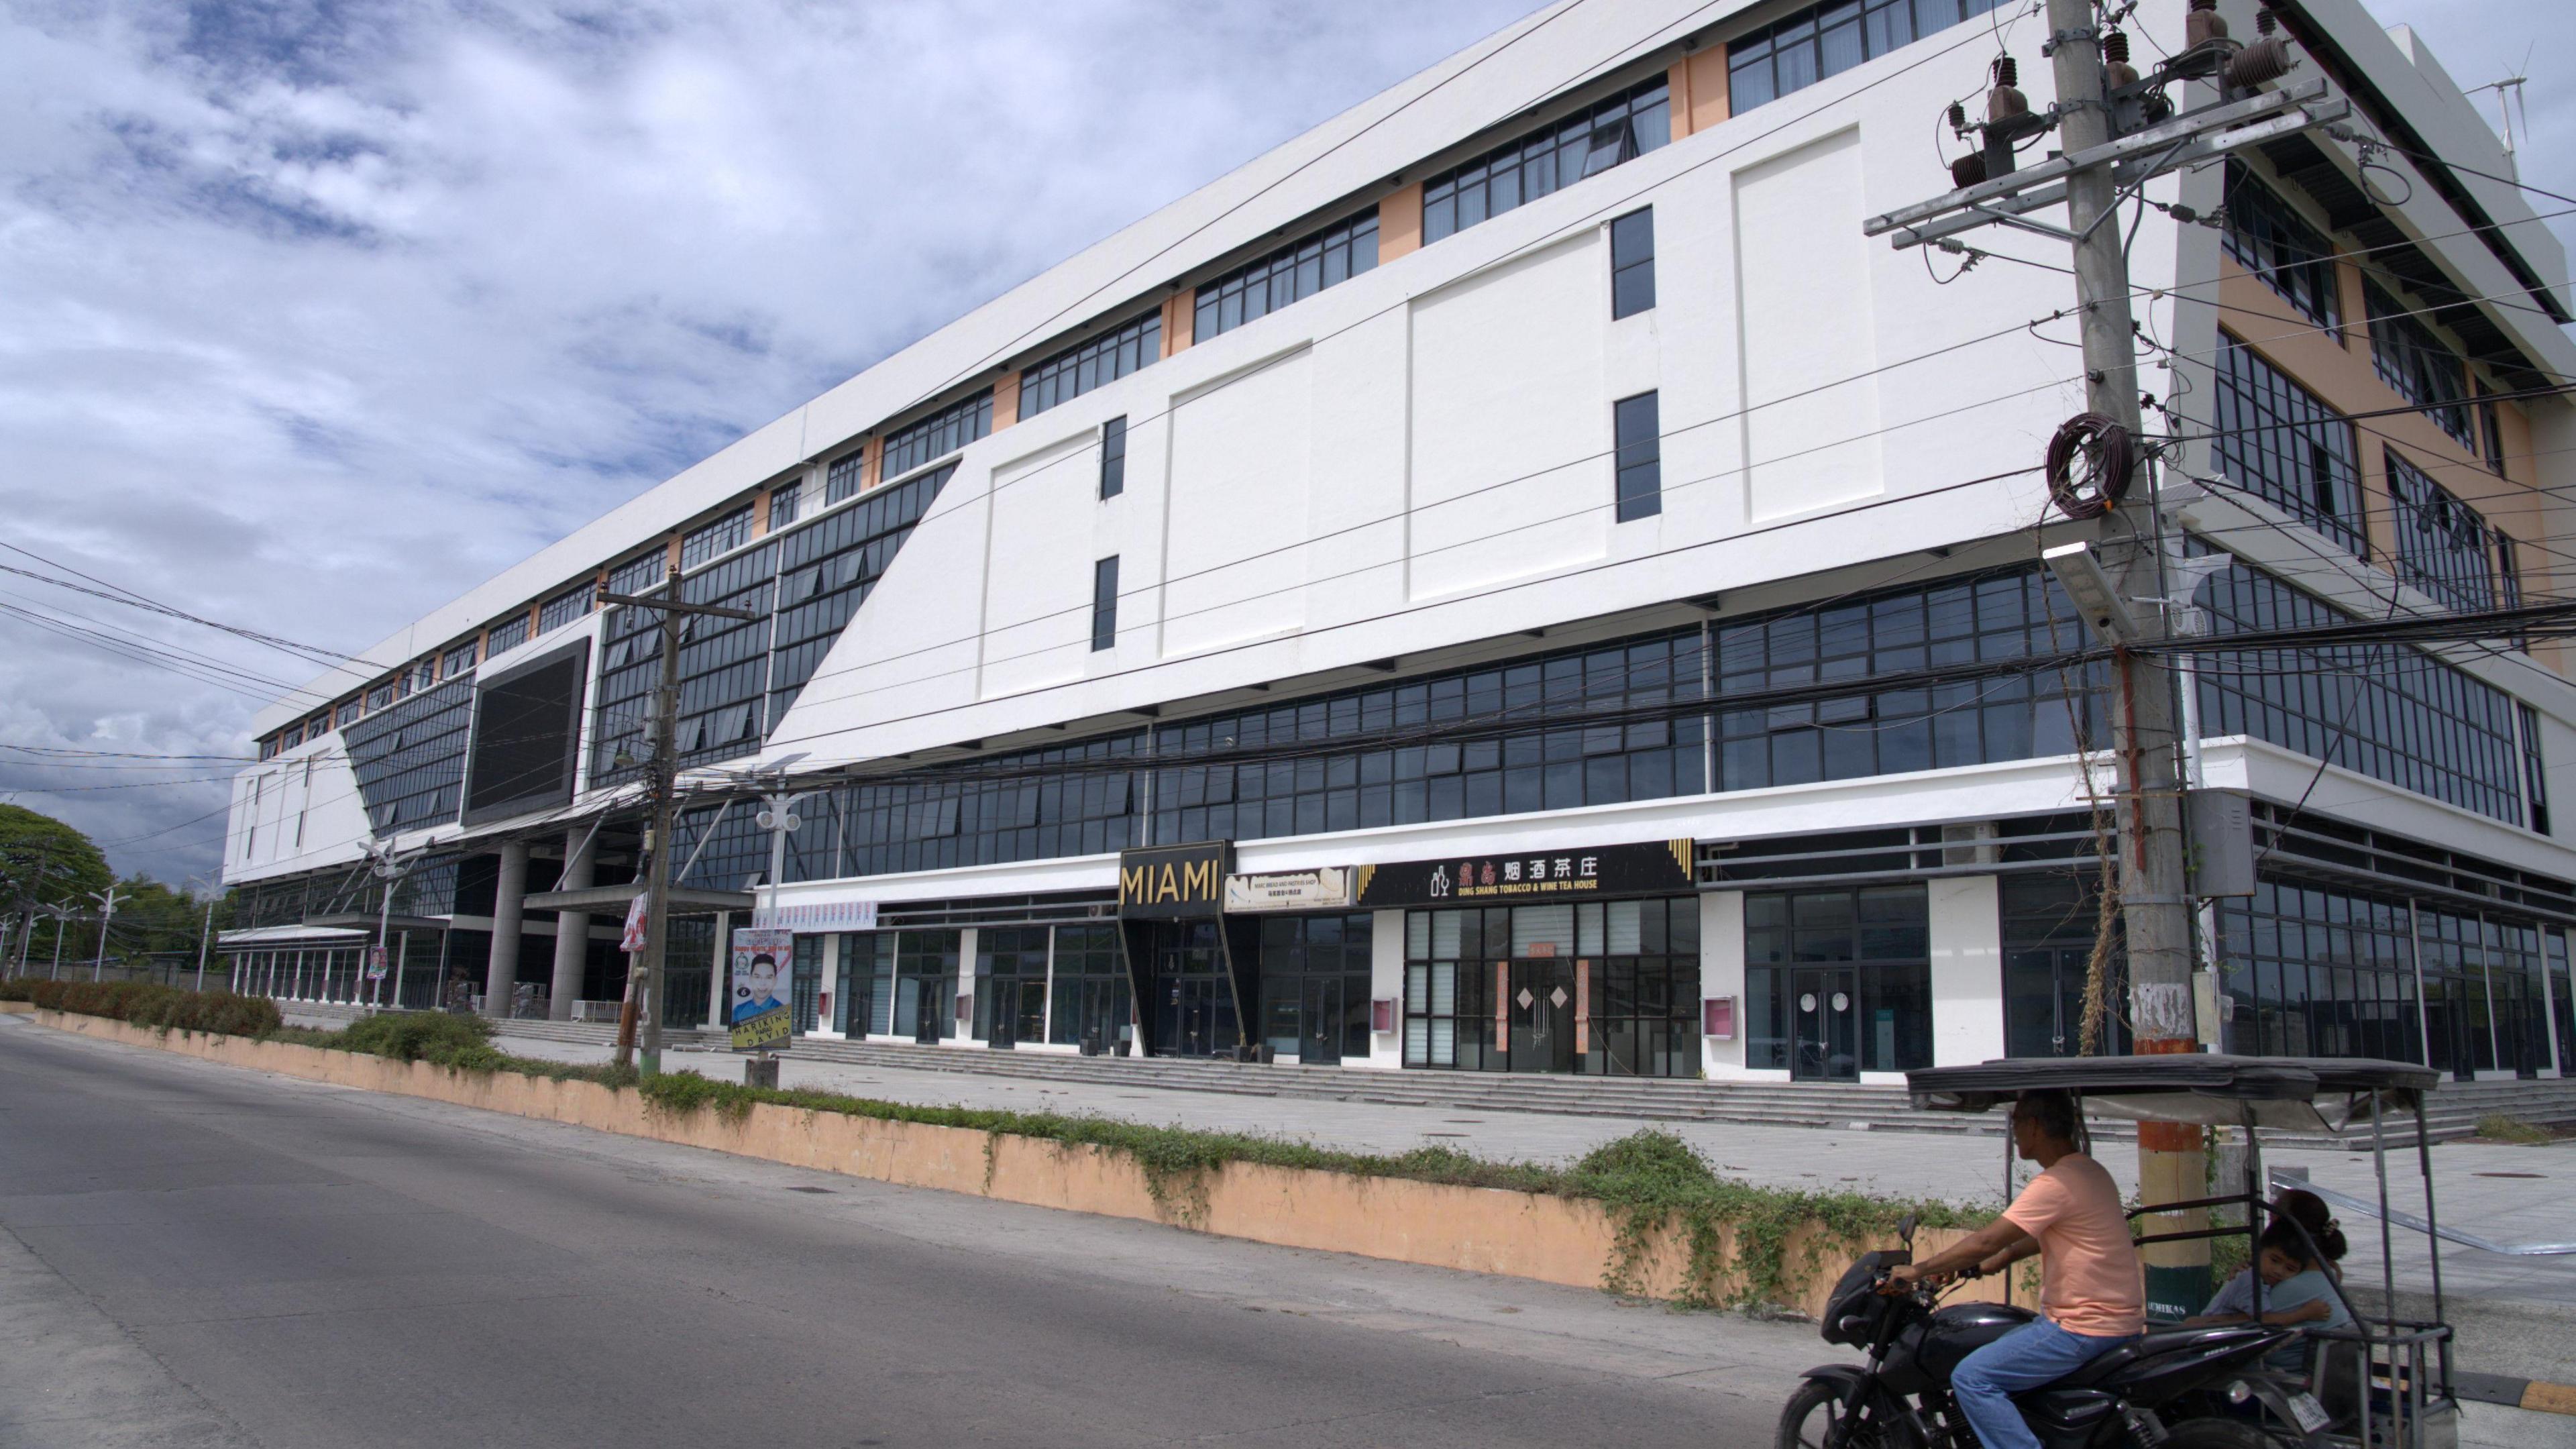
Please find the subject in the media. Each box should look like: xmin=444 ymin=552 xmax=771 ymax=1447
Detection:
xmin=1907 ymin=1055 xmax=2438 ymax=1130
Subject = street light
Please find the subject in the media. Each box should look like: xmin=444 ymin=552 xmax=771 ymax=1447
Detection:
xmin=184 ymin=873 xmax=220 ymax=993
xmin=363 ymin=842 xmax=425 ymax=1011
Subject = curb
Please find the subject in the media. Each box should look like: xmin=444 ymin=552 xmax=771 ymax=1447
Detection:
xmin=2455 ymin=1371 xmax=2576 ymax=1417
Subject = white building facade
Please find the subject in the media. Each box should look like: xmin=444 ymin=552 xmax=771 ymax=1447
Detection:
xmin=222 ymin=0 xmax=2576 ymax=1088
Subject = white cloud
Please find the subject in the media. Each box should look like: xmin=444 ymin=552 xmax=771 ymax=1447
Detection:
xmin=3 ymin=0 xmax=2567 ymax=888
xmin=0 ymin=0 xmax=1546 ymax=883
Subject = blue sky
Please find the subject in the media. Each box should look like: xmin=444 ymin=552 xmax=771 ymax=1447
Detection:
xmin=0 ymin=0 xmax=2568 ymax=890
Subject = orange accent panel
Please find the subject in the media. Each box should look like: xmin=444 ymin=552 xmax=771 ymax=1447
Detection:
xmin=2216 ymin=258 xmax=2526 ymax=571
xmin=861 ymin=435 xmax=883 ymax=491
xmin=665 ymin=535 xmax=682 ymax=576
xmin=753 ymin=488 xmax=771 ymax=536
xmin=1379 ymin=182 xmax=1424 ymax=260
xmin=2139 ymin=1121 xmax=2205 ymax=1152
xmin=1684 ymin=47 xmax=1731 ymax=135
xmin=1161 ymin=292 xmax=1193 ymax=356
xmin=993 ymin=370 xmax=1022 ymax=427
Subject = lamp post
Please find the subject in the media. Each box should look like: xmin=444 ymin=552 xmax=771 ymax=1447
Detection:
xmin=184 ymin=873 xmax=219 ymax=992
xmin=89 ymin=883 xmax=122 ymax=982
xmin=364 ymin=843 xmax=423 ymax=1010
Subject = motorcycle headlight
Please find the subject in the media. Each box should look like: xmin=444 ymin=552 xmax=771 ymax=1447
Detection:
xmin=2225 ymin=1380 xmax=2252 ymax=1405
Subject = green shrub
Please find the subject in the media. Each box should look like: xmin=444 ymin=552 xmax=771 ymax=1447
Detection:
xmin=0 ymin=977 xmax=35 ymax=1002
xmin=337 ymin=1010 xmax=492 ymax=1063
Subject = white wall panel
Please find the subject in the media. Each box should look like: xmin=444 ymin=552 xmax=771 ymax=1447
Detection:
xmin=1406 ymin=232 xmax=1608 ymax=601
xmin=1159 ymin=349 xmax=1313 ymax=658
xmin=1733 ymin=129 xmax=1881 ymax=521
xmin=978 ymin=433 xmax=1099 ymax=699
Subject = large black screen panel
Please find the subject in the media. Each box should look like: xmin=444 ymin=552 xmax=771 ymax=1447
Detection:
xmin=464 ymin=640 xmax=589 ymax=825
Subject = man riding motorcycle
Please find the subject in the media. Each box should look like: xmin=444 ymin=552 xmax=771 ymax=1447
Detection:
xmin=1886 ymin=1089 xmax=2144 ymax=1449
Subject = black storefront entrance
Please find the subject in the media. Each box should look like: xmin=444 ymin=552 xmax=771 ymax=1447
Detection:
xmin=1147 ymin=920 xmax=1237 ymax=1057
xmin=1117 ymin=842 xmax=1254 ymax=1059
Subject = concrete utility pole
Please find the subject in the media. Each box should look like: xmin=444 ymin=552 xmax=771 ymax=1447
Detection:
xmin=601 ymin=566 xmax=762 ymax=1077
xmin=2041 ymin=0 xmax=2204 ymax=1316
xmin=89 ymin=883 xmax=122 ymax=982
xmin=1863 ymin=0 xmax=2350 ymax=1316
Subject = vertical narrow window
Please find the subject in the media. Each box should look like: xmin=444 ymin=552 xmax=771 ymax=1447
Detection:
xmin=1610 ymin=207 xmax=1656 ymax=318
xmin=2521 ymin=703 xmax=2551 ymax=836
xmin=2479 ymin=385 xmax=2508 ymax=476
xmin=1614 ymin=392 xmax=1662 ymax=522
xmin=1100 ymin=416 xmax=1127 ymax=500
xmin=1091 ymin=555 xmax=1120 ymax=651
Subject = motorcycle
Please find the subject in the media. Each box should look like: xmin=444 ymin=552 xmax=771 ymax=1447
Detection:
xmin=1776 ymin=1214 xmax=2296 ymax=1449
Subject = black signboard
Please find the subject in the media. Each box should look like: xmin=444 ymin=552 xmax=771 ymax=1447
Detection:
xmin=1353 ymin=839 xmax=1695 ymax=908
xmin=1118 ymin=841 xmax=1234 ymax=919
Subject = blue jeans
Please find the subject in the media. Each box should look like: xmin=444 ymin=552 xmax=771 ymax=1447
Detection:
xmin=1951 ymin=1318 xmax=2136 ymax=1449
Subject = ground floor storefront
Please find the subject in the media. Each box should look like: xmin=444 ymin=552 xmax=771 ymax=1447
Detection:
xmin=741 ymin=804 xmax=2573 ymax=1086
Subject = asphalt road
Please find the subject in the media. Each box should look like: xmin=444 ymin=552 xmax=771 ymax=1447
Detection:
xmin=0 ymin=1017 xmax=1810 ymax=1449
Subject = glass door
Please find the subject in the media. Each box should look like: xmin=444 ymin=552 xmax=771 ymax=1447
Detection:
xmin=1791 ymin=966 xmax=1859 ymax=1082
xmin=1300 ymin=975 xmax=1343 ymax=1065
xmin=1507 ymin=958 xmax=1578 ymax=1073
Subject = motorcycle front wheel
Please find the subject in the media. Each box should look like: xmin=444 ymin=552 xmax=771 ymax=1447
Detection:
xmin=1776 ymin=1379 xmax=1890 ymax=1449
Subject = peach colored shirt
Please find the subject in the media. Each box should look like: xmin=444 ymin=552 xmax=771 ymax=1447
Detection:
xmin=2002 ymin=1153 xmax=2145 ymax=1338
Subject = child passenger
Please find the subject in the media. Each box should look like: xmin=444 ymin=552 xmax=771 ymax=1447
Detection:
xmin=2186 ymin=1220 xmax=2353 ymax=1370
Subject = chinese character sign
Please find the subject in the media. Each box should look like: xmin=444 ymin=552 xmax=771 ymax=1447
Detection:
xmin=1352 ymin=840 xmax=1694 ymax=908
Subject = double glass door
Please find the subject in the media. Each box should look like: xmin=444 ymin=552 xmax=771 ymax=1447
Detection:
xmin=1791 ymin=966 xmax=1858 ymax=1082
xmin=986 ymin=979 xmax=1046 ymax=1049
xmin=1150 ymin=923 xmax=1237 ymax=1057
xmin=1507 ymin=957 xmax=1578 ymax=1073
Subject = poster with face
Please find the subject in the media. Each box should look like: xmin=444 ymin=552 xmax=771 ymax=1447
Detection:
xmin=729 ymin=927 xmax=796 ymax=1052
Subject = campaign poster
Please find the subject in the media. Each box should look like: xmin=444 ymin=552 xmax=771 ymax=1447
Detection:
xmin=728 ymin=928 xmax=796 ymax=1053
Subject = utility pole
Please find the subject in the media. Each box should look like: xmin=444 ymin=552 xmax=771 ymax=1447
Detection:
xmin=2041 ymin=0 xmax=2206 ymax=1320
xmin=1863 ymin=0 xmax=2345 ymax=1317
xmin=364 ymin=845 xmax=421 ymax=1010
xmin=600 ymin=566 xmax=762 ymax=1077
xmin=89 ymin=883 xmax=122 ymax=982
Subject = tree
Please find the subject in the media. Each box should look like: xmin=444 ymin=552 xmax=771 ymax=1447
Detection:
xmin=0 ymin=805 xmax=113 ymax=971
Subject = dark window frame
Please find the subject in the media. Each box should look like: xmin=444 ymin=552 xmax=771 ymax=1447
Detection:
xmin=1421 ymin=79 xmax=1669 ymax=245
xmin=1099 ymin=415 xmax=1128 ymax=500
xmin=1610 ymin=207 xmax=1656 ymax=319
xmin=1091 ymin=555 xmax=1120 ymax=652
xmin=1195 ymin=209 xmax=1380 ymax=343
xmin=1614 ymin=390 xmax=1663 ymax=521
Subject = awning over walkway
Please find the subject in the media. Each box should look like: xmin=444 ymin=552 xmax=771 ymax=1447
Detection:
xmin=521 ymin=883 xmax=755 ymax=914
xmin=215 ymin=924 xmax=369 ymax=947
xmin=303 ymin=912 xmax=451 ymax=932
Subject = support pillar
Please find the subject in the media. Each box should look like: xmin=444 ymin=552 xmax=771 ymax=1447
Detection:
xmin=705 ymin=910 xmax=731 ymax=1030
xmin=548 ymin=829 xmax=595 ymax=1020
xmin=1927 ymin=876 xmax=2004 ymax=1068
xmin=485 ymin=841 xmax=529 ymax=1018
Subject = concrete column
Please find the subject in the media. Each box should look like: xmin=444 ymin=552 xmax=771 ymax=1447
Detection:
xmin=1928 ymin=875 xmax=2006 ymax=1068
xmin=484 ymin=841 xmax=529 ymax=1017
xmin=547 ymin=830 xmax=595 ymax=1020
xmin=705 ymin=910 xmax=731 ymax=1030
xmin=1700 ymin=892 xmax=1749 ymax=1078
xmin=1353 ymin=910 xmax=1405 ymax=1071
xmin=952 ymin=927 xmax=978 ymax=1045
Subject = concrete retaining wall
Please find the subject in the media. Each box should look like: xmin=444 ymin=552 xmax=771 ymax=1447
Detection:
xmin=30 ymin=1010 xmax=1997 ymax=1311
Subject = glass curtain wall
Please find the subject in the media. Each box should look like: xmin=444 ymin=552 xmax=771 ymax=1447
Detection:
xmin=1048 ymin=923 xmax=1131 ymax=1051
xmin=1401 ymin=899 xmax=1699 ymax=1076
xmin=1255 ymin=914 xmax=1373 ymax=1065
xmin=2000 ymin=871 xmax=2127 ymax=1058
xmin=973 ymin=928 xmax=1051 ymax=1047
xmin=2213 ymin=877 xmax=2567 ymax=1078
xmin=1743 ymin=885 xmax=1930 ymax=1080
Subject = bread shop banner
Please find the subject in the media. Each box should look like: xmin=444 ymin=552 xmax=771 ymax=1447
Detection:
xmin=1353 ymin=839 xmax=1695 ymax=908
